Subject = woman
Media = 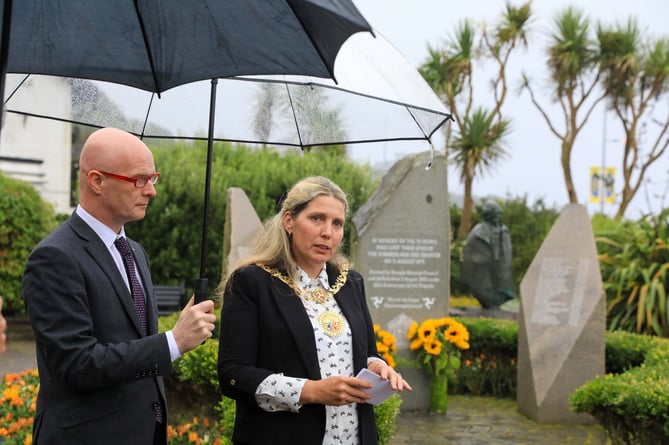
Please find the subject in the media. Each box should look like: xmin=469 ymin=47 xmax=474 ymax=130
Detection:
xmin=218 ymin=176 xmax=411 ymax=445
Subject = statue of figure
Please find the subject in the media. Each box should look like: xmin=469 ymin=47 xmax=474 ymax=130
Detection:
xmin=461 ymin=201 xmax=515 ymax=309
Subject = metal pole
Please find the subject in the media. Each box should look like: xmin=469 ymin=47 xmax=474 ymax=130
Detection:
xmin=0 ymin=0 xmax=14 ymax=140
xmin=194 ymin=78 xmax=218 ymax=304
xmin=600 ymin=111 xmax=606 ymax=215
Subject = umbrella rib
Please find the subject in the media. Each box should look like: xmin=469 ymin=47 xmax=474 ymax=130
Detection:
xmin=283 ymin=84 xmax=305 ymax=149
xmin=139 ymin=93 xmax=155 ymax=139
xmin=132 ymin=0 xmax=162 ymax=96
xmin=6 ymin=110 xmax=106 ymax=130
xmin=3 ymin=73 xmax=29 ymax=104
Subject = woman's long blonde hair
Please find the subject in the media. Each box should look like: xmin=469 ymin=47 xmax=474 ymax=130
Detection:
xmin=221 ymin=176 xmax=349 ymax=286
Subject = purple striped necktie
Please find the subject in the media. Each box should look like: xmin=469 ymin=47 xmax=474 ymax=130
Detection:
xmin=114 ymin=236 xmax=148 ymax=335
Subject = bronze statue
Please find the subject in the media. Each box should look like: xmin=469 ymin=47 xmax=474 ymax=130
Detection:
xmin=461 ymin=201 xmax=515 ymax=309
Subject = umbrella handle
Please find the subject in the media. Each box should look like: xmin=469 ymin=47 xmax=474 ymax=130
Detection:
xmin=194 ymin=277 xmax=209 ymax=304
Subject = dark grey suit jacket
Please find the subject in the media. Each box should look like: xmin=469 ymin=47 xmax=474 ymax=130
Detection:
xmin=218 ymin=263 xmax=379 ymax=445
xmin=22 ymin=212 xmax=172 ymax=445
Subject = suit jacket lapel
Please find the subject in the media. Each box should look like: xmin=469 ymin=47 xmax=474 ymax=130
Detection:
xmin=69 ymin=214 xmax=146 ymax=336
xmin=331 ymin=267 xmax=367 ymax=372
xmin=271 ymin=275 xmax=322 ymax=380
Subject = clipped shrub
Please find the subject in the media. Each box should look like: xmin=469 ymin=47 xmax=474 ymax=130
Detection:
xmin=454 ymin=317 xmax=518 ymax=398
xmin=0 ymin=173 xmax=58 ymax=315
xmin=570 ymin=337 xmax=669 ymax=444
xmin=375 ymin=394 xmax=402 ymax=445
xmin=604 ymin=330 xmax=654 ymax=374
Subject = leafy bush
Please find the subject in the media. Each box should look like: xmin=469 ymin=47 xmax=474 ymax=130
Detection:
xmin=594 ymin=209 xmax=669 ymax=336
xmin=603 ymin=330 xmax=654 ymax=374
xmin=375 ymin=394 xmax=402 ymax=445
xmin=0 ymin=173 xmax=58 ymax=315
xmin=570 ymin=337 xmax=669 ymax=444
xmin=454 ymin=317 xmax=518 ymax=398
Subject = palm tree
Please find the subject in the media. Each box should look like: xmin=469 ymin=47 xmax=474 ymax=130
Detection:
xmin=521 ymin=7 xmax=605 ymax=205
xmin=597 ymin=20 xmax=669 ymax=218
xmin=452 ymin=107 xmax=511 ymax=237
xmin=419 ymin=2 xmax=531 ymax=238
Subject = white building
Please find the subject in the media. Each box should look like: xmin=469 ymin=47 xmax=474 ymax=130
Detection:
xmin=1 ymin=74 xmax=73 ymax=214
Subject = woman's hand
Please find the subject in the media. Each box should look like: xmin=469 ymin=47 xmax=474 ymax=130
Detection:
xmin=300 ymin=376 xmax=373 ymax=406
xmin=367 ymin=359 xmax=412 ymax=392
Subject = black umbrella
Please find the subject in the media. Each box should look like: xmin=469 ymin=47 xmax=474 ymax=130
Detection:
xmin=0 ymin=0 xmax=372 ymax=300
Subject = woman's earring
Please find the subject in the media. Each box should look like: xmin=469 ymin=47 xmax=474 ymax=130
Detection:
xmin=287 ymin=231 xmax=292 ymax=239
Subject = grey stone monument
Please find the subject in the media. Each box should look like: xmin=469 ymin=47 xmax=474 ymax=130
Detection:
xmin=516 ymin=203 xmax=605 ymax=423
xmin=351 ymin=150 xmax=449 ymax=411
xmin=222 ymin=187 xmax=263 ymax=275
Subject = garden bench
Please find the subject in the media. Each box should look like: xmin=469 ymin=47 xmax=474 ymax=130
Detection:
xmin=155 ymin=283 xmax=187 ymax=316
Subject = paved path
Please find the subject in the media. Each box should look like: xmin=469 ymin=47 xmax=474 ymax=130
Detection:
xmin=2 ymin=325 xmax=611 ymax=444
xmin=389 ymin=396 xmax=611 ymax=445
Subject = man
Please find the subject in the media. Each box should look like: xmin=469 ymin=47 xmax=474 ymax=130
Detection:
xmin=22 ymin=128 xmax=216 ymax=445
xmin=461 ymin=201 xmax=515 ymax=309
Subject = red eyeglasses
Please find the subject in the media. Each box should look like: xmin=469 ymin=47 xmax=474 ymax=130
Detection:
xmin=95 ymin=170 xmax=160 ymax=188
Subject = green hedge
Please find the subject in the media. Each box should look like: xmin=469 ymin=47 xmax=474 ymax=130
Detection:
xmin=0 ymin=173 xmax=58 ymax=315
xmin=570 ymin=336 xmax=669 ymax=444
xmin=451 ymin=318 xmax=669 ymax=444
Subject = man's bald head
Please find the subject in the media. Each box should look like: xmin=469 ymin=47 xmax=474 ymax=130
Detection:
xmin=78 ymin=128 xmax=157 ymax=232
xmin=79 ymin=128 xmax=151 ymax=177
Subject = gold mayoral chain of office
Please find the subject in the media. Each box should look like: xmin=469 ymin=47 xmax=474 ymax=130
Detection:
xmin=257 ymin=263 xmax=349 ymax=337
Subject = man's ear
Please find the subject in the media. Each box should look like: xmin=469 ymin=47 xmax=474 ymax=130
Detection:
xmin=86 ymin=171 xmax=104 ymax=195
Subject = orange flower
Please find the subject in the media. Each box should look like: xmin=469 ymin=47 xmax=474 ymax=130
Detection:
xmin=424 ymin=339 xmax=442 ymax=356
xmin=409 ymin=338 xmax=424 ymax=351
xmin=417 ymin=320 xmax=437 ymax=341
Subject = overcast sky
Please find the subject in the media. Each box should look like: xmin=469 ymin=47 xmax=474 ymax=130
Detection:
xmin=350 ymin=0 xmax=669 ymax=219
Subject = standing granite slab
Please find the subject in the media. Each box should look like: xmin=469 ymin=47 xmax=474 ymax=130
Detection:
xmin=517 ymin=203 xmax=605 ymax=423
xmin=222 ymin=187 xmax=263 ymax=275
xmin=351 ymin=150 xmax=449 ymax=410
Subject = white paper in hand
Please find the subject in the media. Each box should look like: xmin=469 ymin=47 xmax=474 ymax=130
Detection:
xmin=356 ymin=368 xmax=395 ymax=405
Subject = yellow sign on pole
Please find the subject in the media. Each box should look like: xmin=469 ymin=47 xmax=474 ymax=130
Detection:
xmin=589 ymin=166 xmax=615 ymax=205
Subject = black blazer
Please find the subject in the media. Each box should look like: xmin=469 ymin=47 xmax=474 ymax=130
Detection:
xmin=218 ymin=264 xmax=380 ymax=445
xmin=22 ymin=212 xmax=172 ymax=445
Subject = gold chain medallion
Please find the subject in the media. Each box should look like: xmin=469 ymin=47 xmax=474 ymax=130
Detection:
xmin=309 ymin=288 xmax=332 ymax=304
xmin=257 ymin=263 xmax=349 ymax=337
xmin=318 ymin=311 xmax=346 ymax=337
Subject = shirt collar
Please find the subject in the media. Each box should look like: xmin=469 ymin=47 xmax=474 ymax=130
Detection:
xmin=295 ymin=264 xmax=331 ymax=292
xmin=76 ymin=205 xmax=127 ymax=249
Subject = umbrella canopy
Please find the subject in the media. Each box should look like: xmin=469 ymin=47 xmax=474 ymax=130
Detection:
xmin=6 ymin=33 xmax=450 ymax=149
xmin=0 ymin=0 xmax=371 ymax=93
xmin=4 ymin=32 xmax=451 ymax=295
xmin=0 ymin=0 xmax=372 ymax=299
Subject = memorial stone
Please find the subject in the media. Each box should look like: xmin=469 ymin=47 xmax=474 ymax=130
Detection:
xmin=351 ymin=151 xmax=449 ymax=410
xmin=516 ymin=204 xmax=605 ymax=423
xmin=222 ymin=187 xmax=263 ymax=274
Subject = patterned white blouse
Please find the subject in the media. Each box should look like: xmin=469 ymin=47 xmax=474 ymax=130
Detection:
xmin=254 ymin=264 xmax=361 ymax=445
